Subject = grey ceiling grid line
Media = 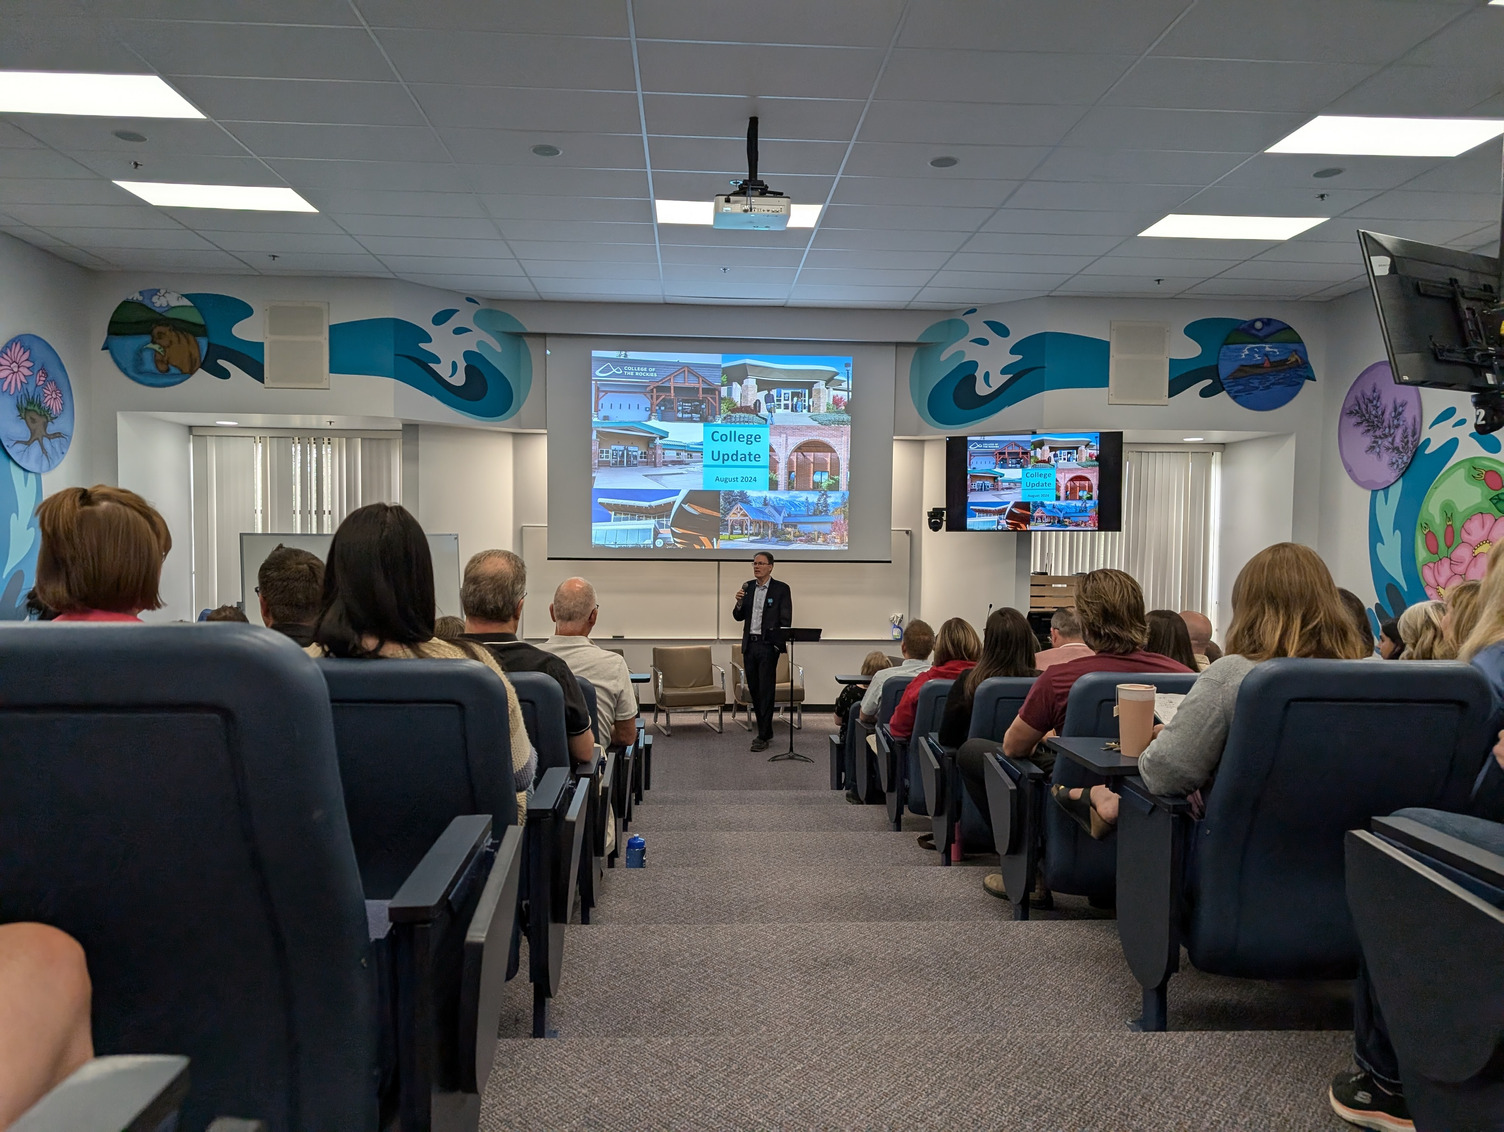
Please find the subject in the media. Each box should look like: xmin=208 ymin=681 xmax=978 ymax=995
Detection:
xmin=786 ymin=0 xmax=913 ymax=302
xmin=342 ymin=0 xmax=540 ymax=300
xmin=905 ymin=0 xmax=1201 ymax=306
xmin=626 ymin=0 xmax=667 ymax=303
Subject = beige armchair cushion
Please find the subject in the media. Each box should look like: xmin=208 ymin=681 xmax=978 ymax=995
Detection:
xmin=731 ymin=643 xmax=804 ymax=704
xmin=653 ymin=646 xmax=723 ymax=709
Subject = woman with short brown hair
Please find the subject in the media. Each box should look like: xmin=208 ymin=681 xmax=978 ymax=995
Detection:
xmin=34 ymin=486 xmax=170 ymax=622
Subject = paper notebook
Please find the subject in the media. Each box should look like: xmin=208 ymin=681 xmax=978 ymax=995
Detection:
xmin=1154 ymin=693 xmax=1186 ymax=726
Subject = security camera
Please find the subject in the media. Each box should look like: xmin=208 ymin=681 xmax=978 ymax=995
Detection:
xmin=927 ymin=507 xmax=946 ymax=532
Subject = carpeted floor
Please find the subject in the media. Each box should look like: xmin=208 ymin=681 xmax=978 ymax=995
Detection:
xmin=483 ymin=717 xmax=1355 ymax=1130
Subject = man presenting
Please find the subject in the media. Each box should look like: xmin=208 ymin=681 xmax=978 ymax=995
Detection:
xmin=732 ymin=551 xmax=793 ymax=752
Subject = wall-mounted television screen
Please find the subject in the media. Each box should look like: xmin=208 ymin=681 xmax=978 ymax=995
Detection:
xmin=944 ymin=431 xmax=1123 ymax=532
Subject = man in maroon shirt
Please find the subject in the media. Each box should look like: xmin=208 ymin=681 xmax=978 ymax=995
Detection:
xmin=956 ymin=567 xmax=1193 ymax=900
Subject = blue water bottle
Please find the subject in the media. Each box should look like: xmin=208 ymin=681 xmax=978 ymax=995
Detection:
xmin=625 ymin=835 xmax=646 ymax=868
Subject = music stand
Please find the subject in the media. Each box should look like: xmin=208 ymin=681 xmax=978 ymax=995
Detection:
xmin=769 ymin=627 xmax=821 ymax=763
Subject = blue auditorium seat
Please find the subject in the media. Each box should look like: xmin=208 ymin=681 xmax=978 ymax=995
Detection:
xmin=885 ymin=679 xmax=953 ymax=831
xmin=13 ymin=1054 xmax=190 ymax=1132
xmin=853 ymin=675 xmax=912 ymax=805
xmin=1347 ymin=813 xmax=1504 ymax=1130
xmin=1118 ymin=659 xmax=1492 ymax=1030
xmin=0 ymin=624 xmax=381 ymax=1129
xmin=918 ymin=676 xmax=1034 ymax=862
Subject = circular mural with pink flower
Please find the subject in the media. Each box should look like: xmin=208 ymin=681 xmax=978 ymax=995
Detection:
xmin=1417 ymin=455 xmax=1504 ymax=600
xmin=0 ymin=333 xmax=73 ymax=474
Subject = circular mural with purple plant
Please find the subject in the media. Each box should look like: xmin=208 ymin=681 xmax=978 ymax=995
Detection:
xmin=0 ymin=334 xmax=73 ymax=474
xmin=1339 ymin=361 xmax=1421 ymax=490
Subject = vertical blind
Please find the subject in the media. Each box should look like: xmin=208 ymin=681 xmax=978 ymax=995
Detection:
xmin=191 ymin=432 xmax=402 ymax=611
xmin=1030 ymin=447 xmax=1220 ymax=616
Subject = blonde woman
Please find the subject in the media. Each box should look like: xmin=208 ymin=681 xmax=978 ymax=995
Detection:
xmin=1054 ymin=543 xmax=1367 ymax=836
xmin=1443 ymin=579 xmax=1483 ymax=658
xmin=1397 ymin=599 xmax=1448 ymax=660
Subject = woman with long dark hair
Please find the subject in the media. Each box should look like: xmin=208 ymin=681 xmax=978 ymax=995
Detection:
xmin=308 ymin=503 xmax=535 ymax=818
xmin=937 ymin=608 xmax=1040 ymax=749
xmin=1145 ymin=609 xmax=1199 ymax=671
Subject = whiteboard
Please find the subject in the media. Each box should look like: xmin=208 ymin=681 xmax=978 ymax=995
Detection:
xmin=238 ymin=532 xmax=462 ymax=627
xmin=520 ymin=525 xmax=910 ymax=641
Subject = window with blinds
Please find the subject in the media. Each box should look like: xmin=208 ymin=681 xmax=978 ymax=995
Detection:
xmin=190 ymin=430 xmax=402 ymax=611
xmin=1030 ymin=447 xmax=1220 ymax=618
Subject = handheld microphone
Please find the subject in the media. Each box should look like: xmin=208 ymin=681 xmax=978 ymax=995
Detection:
xmin=986 ymin=602 xmax=993 ymax=619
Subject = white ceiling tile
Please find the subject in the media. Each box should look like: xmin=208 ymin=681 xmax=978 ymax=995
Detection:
xmin=306 ymin=190 xmax=486 ymax=217
xmin=0 ymin=179 xmax=129 ymax=206
xmin=1051 ymin=275 xmax=1203 ymax=294
xmin=1214 ymin=259 xmax=1366 ymax=283
xmin=811 ymin=228 xmax=969 ymax=252
xmin=8 ymin=117 xmax=247 ymax=156
xmin=662 ymin=264 xmax=795 ymax=284
xmin=900 ymin=0 xmax=1191 ymax=53
xmin=665 ymin=282 xmax=792 ymax=300
xmin=0 ymin=16 xmax=149 ymax=70
xmin=467 ymin=168 xmax=650 ymax=197
xmin=1177 ymin=186 xmax=1373 ymax=216
xmin=1 ymin=203 xmax=183 ymax=229
xmin=538 ymin=277 xmax=664 ymax=295
xmin=636 ymin=42 xmax=884 ymax=100
xmin=410 ymin=87 xmax=641 ymax=133
xmin=249 ymin=252 xmax=392 ymax=272
xmin=1006 ymin=181 xmax=1197 ymax=212
xmin=1345 ymin=191 xmax=1500 ymax=224
xmin=441 ymin=129 xmax=644 ymax=168
xmin=927 ymin=270 xmax=1075 ymax=290
xmin=87 ymin=247 xmax=257 ymax=271
xmin=203 ymin=230 xmax=371 ymax=254
xmin=497 ymin=220 xmax=655 ymax=243
xmin=397 ymin=277 xmax=540 ymax=299
xmin=1178 ymin=278 xmax=1322 ymax=298
xmin=170 ymin=78 xmax=424 ymax=126
xmin=1249 ymin=239 xmax=1371 ymax=265
xmin=333 ymin=215 xmax=500 ymax=239
xmin=1105 ymin=58 xmax=1380 ymax=114
xmin=65 ymin=152 xmax=279 ymax=186
xmin=358 ymin=0 xmax=628 ymax=34
xmin=480 ymin=195 xmax=651 ymax=222
xmin=796 ymin=267 xmax=937 ymax=287
xmin=113 ymin=21 xmax=397 ymax=80
xmin=633 ymin=0 xmax=905 ymax=46
xmin=1305 ymin=278 xmax=1371 ymax=301
xmin=0 ymin=148 xmax=95 ymax=179
xmin=832 ymin=177 xmax=1016 ymax=209
xmin=649 ymin=171 xmax=834 ymax=202
xmin=358 ymin=235 xmax=515 ymax=258
xmin=147 ymin=210 xmax=346 ymax=235
xmin=1028 ymin=148 xmax=1251 ymax=186
xmin=822 ymin=203 xmax=995 ymax=231
xmin=860 ymin=101 xmax=1084 ymax=147
xmin=1062 ymin=107 xmax=1308 ymax=152
xmin=30 ymin=226 xmax=217 ymax=251
xmin=1077 ymin=255 xmax=1235 ymax=277
xmin=90 ymin=0 xmax=363 ymax=22
xmin=1111 ymin=236 xmax=1291 ymax=258
xmin=1212 ymin=153 xmax=1444 ymax=193
xmin=509 ymin=240 xmax=660 ymax=262
xmin=660 ymin=245 xmax=803 ymax=267
xmin=377 ymin=31 xmax=636 ymax=89
xmin=1325 ymin=64 xmax=1504 ymax=117
xmin=787 ymin=284 xmax=919 ymax=302
xmin=913 ymin=287 xmax=1040 ymax=304
xmin=958 ymin=232 xmax=1124 ymax=256
xmin=1395 ymin=147 xmax=1504 ymax=195
xmin=517 ymin=260 xmax=658 ymax=280
xmin=0 ymin=123 xmax=45 ymax=148
xmin=227 ymin=123 xmax=450 ymax=162
xmin=943 ymin=252 xmax=1099 ymax=274
xmin=648 ymin=135 xmax=846 ymax=176
xmin=980 ymin=209 xmax=1147 ymax=236
xmin=1151 ymin=0 xmax=1471 ymax=64
xmin=642 ymin=95 xmax=864 ymax=142
xmin=841 ymin=143 xmax=1050 ymax=180
xmin=655 ymin=228 xmax=811 ymax=250
xmin=378 ymin=255 xmax=527 ymax=275
xmin=270 ymin=159 xmax=473 ymax=192
xmin=802 ymin=249 xmax=952 ymax=271
xmin=880 ymin=51 xmax=1134 ymax=105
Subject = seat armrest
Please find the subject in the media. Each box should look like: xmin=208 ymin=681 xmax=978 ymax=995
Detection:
xmin=388 ymin=814 xmax=493 ymax=924
xmin=712 ymin=662 xmax=727 ymax=694
xmin=651 ymin=666 xmax=663 ymax=699
xmin=572 ymin=750 xmax=603 ymax=780
xmin=532 ymin=766 xmax=570 ymax=814
xmin=458 ymin=825 xmax=524 ymax=1094
xmin=551 ymin=777 xmax=591 ymax=924
xmin=1372 ymin=815 xmax=1504 ymax=887
xmin=1116 ymin=774 xmax=1192 ymax=1030
xmin=1117 ymin=775 xmax=1193 ymax=815
xmin=13 ymin=1056 xmax=190 ymax=1132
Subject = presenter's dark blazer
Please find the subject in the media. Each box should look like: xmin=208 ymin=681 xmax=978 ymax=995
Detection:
xmin=732 ymin=577 xmax=793 ymax=652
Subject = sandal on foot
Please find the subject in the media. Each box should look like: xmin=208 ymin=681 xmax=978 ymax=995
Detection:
xmin=1051 ymin=784 xmax=1114 ymax=840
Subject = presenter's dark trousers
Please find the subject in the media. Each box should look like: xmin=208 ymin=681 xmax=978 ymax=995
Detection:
xmin=744 ymin=638 xmax=780 ymax=742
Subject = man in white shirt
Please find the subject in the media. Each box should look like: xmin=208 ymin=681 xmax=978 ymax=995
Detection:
xmin=537 ymin=577 xmax=638 ymax=749
xmin=1033 ymin=606 xmax=1095 ymax=670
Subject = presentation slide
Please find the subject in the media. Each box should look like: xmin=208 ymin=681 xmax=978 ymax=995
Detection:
xmin=589 ymin=350 xmax=853 ymax=552
xmin=960 ymin=432 xmax=1103 ymax=531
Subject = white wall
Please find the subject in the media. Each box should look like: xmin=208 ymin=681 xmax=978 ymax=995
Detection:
xmin=115 ymin=413 xmax=193 ymax=622
xmin=1217 ymin=434 xmax=1297 ymax=627
xmin=414 ymin=425 xmax=515 ymax=566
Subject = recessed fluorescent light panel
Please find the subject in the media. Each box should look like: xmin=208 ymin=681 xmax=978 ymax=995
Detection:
xmin=0 ymin=71 xmax=203 ymax=117
xmin=1183 ymin=437 xmax=1205 ymax=442
xmin=214 ymin=421 xmax=239 ymax=426
xmin=1139 ymin=214 xmax=1327 ymax=240
xmin=1268 ymin=115 xmax=1504 ymax=157
xmin=654 ymin=199 xmax=821 ymax=228
xmin=114 ymin=181 xmax=317 ymax=212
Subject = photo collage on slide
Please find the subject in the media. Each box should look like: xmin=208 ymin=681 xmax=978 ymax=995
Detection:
xmin=964 ymin=432 xmax=1101 ymax=531
xmin=590 ymin=350 xmax=853 ymax=551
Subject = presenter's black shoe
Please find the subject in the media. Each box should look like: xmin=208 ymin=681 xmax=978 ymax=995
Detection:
xmin=1329 ymin=1069 xmax=1412 ymax=1131
xmin=750 ymin=738 xmax=770 ymax=752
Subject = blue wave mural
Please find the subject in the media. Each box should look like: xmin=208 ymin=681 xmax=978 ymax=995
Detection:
xmin=108 ymin=292 xmax=531 ymax=422
xmin=909 ymin=311 xmax=1267 ymax=429
xmin=0 ymin=460 xmax=41 ymax=620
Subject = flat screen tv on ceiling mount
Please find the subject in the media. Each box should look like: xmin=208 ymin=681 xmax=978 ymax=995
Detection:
xmin=943 ymin=431 xmax=1123 ymax=532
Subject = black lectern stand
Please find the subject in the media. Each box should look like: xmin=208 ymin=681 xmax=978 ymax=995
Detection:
xmin=769 ymin=627 xmax=822 ymax=763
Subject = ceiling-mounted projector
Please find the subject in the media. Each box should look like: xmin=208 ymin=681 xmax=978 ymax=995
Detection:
xmin=713 ymin=115 xmax=791 ymax=231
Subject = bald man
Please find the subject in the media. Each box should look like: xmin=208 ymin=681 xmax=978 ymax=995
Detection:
xmin=538 ymin=577 xmax=639 ymax=748
xmin=1179 ymin=610 xmax=1214 ymax=671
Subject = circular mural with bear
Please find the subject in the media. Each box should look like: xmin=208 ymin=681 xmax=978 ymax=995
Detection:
xmin=0 ymin=334 xmax=73 ymax=474
xmin=1416 ymin=455 xmax=1504 ymax=599
xmin=1339 ymin=361 xmax=1421 ymax=490
xmin=1217 ymin=317 xmax=1315 ymax=411
xmin=104 ymin=288 xmax=207 ymax=387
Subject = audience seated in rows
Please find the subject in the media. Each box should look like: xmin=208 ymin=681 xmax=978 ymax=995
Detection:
xmin=256 ymin=544 xmax=324 ymax=645
xmin=834 ymin=650 xmax=889 ymax=747
xmin=461 ymin=550 xmax=595 ymax=765
xmin=887 ymin=617 xmax=980 ymax=742
xmin=34 ymin=485 xmax=169 ymax=623
xmin=203 ymin=604 xmax=248 ymax=623
xmin=1337 ymin=588 xmax=1375 ymax=657
xmin=1178 ymin=609 xmax=1215 ymax=670
xmin=538 ymin=577 xmax=638 ymax=749
xmin=1054 ymin=543 xmax=1368 ymax=839
xmin=1444 ymin=578 xmax=1482 ymax=657
xmin=1398 ymin=599 xmax=1448 ymax=660
xmin=955 ymin=567 xmax=1192 ymax=900
xmin=0 ymin=923 xmax=93 ymax=1130
xmin=1378 ymin=618 xmax=1403 ymax=659
xmin=937 ymin=608 xmax=1039 ymax=750
xmin=1146 ymin=608 xmax=1199 ymax=671
xmin=1033 ymin=606 xmax=1092 ymax=670
xmin=857 ymin=619 xmax=934 ymax=728
xmin=305 ymin=502 xmax=535 ymax=820
xmin=433 ymin=614 xmax=466 ymax=640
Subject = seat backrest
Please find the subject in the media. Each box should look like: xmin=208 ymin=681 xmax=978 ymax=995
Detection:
xmin=1188 ymin=658 xmax=1493 ymax=978
xmin=577 ymin=675 xmax=600 ymax=744
xmin=507 ymin=670 xmax=569 ymax=774
xmin=1061 ymin=669 xmax=1199 ymax=736
xmin=968 ymin=677 xmax=1037 ymax=742
xmin=912 ymin=678 xmax=954 ymax=738
xmin=878 ymin=674 xmax=914 ymax=725
xmin=654 ymin=645 xmax=712 ymax=688
xmin=318 ymin=656 xmax=517 ymax=899
xmin=0 ymin=624 xmax=376 ymax=1132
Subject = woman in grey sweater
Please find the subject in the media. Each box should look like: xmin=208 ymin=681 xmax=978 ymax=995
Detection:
xmin=1054 ymin=542 xmax=1369 ymax=836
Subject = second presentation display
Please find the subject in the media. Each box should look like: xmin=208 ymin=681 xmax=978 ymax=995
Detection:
xmin=590 ymin=350 xmax=854 ymax=552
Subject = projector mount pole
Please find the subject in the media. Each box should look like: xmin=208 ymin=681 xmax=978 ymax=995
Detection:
xmin=729 ymin=116 xmax=783 ymax=201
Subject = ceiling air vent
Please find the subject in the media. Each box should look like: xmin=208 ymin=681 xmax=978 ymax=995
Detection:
xmin=1108 ymin=320 xmax=1169 ymax=406
xmin=264 ymin=301 xmax=329 ymax=389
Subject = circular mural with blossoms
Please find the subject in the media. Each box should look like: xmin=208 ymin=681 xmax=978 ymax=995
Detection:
xmin=0 ymin=334 xmax=73 ymax=474
xmin=1416 ymin=454 xmax=1504 ymax=600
